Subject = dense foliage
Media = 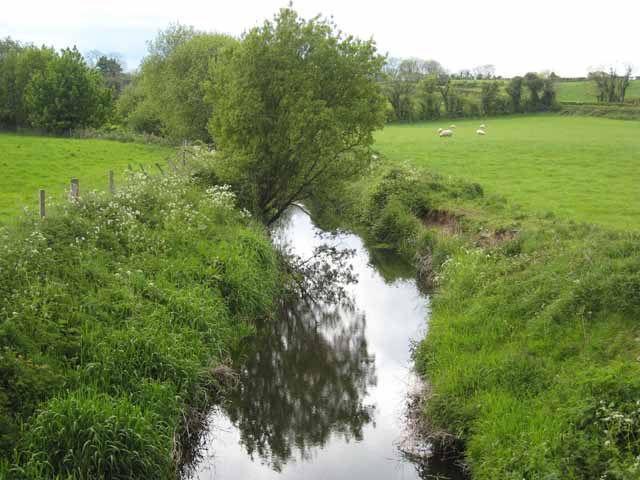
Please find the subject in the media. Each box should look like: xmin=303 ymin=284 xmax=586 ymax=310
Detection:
xmin=0 ymin=169 xmax=280 ymax=478
xmin=0 ymin=39 xmax=112 ymax=133
xmin=208 ymin=7 xmax=386 ymax=225
xmin=117 ymin=26 xmax=237 ymax=142
xmin=24 ymin=48 xmax=111 ymax=132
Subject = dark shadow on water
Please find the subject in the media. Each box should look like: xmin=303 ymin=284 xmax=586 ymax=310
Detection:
xmin=221 ymin=297 xmax=376 ymax=471
xmin=366 ymin=245 xmax=416 ymax=284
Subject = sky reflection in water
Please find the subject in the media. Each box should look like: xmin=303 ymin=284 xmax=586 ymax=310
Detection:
xmin=193 ymin=209 xmax=459 ymax=479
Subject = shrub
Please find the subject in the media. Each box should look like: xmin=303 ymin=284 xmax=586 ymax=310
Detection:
xmin=372 ymin=198 xmax=420 ymax=251
xmin=24 ymin=48 xmax=111 ymax=133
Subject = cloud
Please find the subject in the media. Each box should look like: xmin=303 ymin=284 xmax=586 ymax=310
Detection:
xmin=3 ymin=0 xmax=639 ymax=77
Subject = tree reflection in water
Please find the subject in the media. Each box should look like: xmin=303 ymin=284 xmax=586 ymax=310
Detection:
xmin=222 ymin=295 xmax=376 ymax=471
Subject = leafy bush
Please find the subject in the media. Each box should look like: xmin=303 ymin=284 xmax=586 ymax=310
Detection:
xmin=24 ymin=47 xmax=111 ymax=133
xmin=371 ymin=198 xmax=420 ymax=251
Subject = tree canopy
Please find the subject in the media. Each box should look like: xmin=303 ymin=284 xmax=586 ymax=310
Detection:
xmin=209 ymin=7 xmax=386 ymax=225
xmin=25 ymin=47 xmax=110 ymax=133
xmin=118 ymin=25 xmax=236 ymax=141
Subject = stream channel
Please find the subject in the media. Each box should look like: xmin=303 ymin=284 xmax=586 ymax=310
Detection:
xmin=191 ymin=208 xmax=465 ymax=479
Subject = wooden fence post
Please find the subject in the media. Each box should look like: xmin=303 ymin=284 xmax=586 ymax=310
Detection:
xmin=70 ymin=178 xmax=80 ymax=201
xmin=39 ymin=189 xmax=45 ymax=218
xmin=109 ymin=170 xmax=115 ymax=194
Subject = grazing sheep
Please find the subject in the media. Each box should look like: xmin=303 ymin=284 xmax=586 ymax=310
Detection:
xmin=479 ymin=124 xmax=486 ymax=129
xmin=439 ymin=129 xmax=453 ymax=137
xmin=449 ymin=124 xmax=456 ymax=129
xmin=476 ymin=129 xmax=486 ymax=135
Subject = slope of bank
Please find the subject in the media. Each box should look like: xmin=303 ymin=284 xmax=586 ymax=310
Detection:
xmin=0 ymin=171 xmax=280 ymax=478
xmin=315 ymin=159 xmax=640 ymax=479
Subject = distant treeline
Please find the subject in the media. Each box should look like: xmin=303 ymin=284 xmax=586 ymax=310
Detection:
xmin=1 ymin=32 xmax=636 ymax=138
xmin=0 ymin=29 xmax=236 ymax=143
xmin=0 ymin=38 xmax=127 ymax=133
xmin=380 ymin=58 xmax=559 ymax=122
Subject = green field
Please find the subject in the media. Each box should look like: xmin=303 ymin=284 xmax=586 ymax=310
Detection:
xmin=374 ymin=115 xmax=640 ymax=230
xmin=556 ymin=79 xmax=640 ymax=103
xmin=0 ymin=133 xmax=175 ymax=222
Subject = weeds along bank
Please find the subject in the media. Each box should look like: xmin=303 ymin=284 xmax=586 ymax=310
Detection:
xmin=318 ymin=161 xmax=640 ymax=478
xmin=0 ymin=170 xmax=280 ymax=478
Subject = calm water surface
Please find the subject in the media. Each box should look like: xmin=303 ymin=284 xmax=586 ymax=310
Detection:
xmin=192 ymin=209 xmax=463 ymax=479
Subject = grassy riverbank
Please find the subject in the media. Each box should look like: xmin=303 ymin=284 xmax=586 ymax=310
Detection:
xmin=0 ymin=169 xmax=280 ymax=478
xmin=320 ymin=159 xmax=640 ymax=479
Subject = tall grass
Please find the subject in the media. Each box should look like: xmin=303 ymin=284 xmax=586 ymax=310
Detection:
xmin=0 ymin=168 xmax=280 ymax=478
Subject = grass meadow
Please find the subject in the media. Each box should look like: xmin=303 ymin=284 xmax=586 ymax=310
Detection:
xmin=0 ymin=133 xmax=174 ymax=222
xmin=556 ymin=79 xmax=640 ymax=103
xmin=374 ymin=115 xmax=640 ymax=230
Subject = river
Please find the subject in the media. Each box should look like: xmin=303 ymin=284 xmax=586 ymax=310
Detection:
xmin=190 ymin=208 xmax=465 ymax=479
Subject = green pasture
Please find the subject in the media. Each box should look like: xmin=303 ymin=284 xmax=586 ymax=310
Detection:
xmin=0 ymin=133 xmax=174 ymax=222
xmin=374 ymin=115 xmax=640 ymax=230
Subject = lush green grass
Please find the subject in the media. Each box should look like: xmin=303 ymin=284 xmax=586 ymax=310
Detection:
xmin=328 ymin=163 xmax=640 ymax=479
xmin=557 ymin=80 xmax=640 ymax=103
xmin=374 ymin=115 xmax=640 ymax=230
xmin=1 ymin=168 xmax=280 ymax=478
xmin=0 ymin=133 xmax=174 ymax=222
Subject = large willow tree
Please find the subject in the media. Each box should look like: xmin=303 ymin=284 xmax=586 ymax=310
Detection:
xmin=209 ymin=7 xmax=386 ymax=225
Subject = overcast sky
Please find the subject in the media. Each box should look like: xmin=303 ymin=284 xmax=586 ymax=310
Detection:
xmin=2 ymin=0 xmax=638 ymax=77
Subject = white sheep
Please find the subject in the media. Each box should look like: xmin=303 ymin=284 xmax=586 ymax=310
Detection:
xmin=479 ymin=124 xmax=486 ymax=129
xmin=449 ymin=124 xmax=456 ymax=129
xmin=437 ymin=127 xmax=443 ymax=133
xmin=439 ymin=129 xmax=453 ymax=137
xmin=476 ymin=129 xmax=486 ymax=135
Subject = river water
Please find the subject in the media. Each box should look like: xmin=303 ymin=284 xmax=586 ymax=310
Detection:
xmin=191 ymin=208 xmax=464 ymax=479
